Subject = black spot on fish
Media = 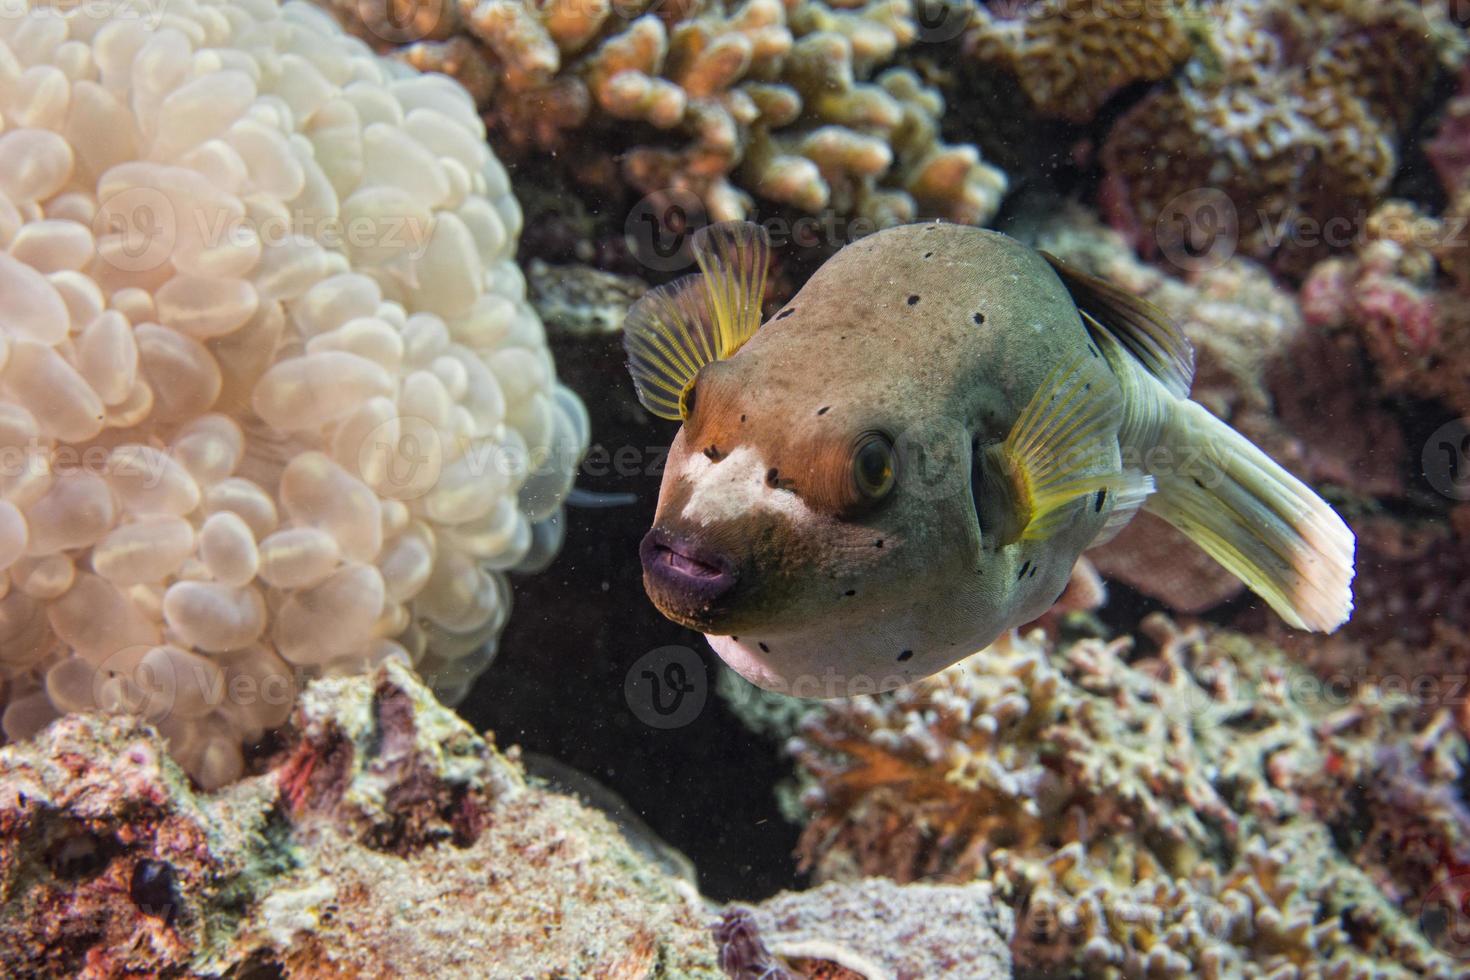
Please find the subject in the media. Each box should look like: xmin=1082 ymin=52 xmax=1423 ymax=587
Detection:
xmin=897 ymin=650 xmax=914 ymax=662
xmin=1088 ymin=344 xmax=1100 ymax=358
xmin=703 ymin=445 xmax=723 ymax=461
xmin=1029 ymin=564 xmax=1039 ymax=579
xmin=766 ymin=468 xmax=779 ymax=487
xmin=817 ymin=406 xmax=830 ymax=416
xmin=874 ymin=539 xmax=884 ymax=549
xmin=906 ymin=294 xmax=920 ymax=306
xmin=758 ymin=641 xmax=770 ymax=653
xmin=923 ymin=251 xmax=933 ymax=258
xmin=732 ymin=636 xmax=738 ymax=641
xmin=844 ymin=589 xmax=856 ymax=597
xmin=776 ymin=308 xmax=796 ymax=320
xmin=1192 ymin=477 xmax=1205 ymax=489
xmin=972 ymin=312 xmax=985 ymax=325
xmin=1084 ymin=383 xmax=1092 ymax=391
xmin=1017 ymin=560 xmax=1031 ymax=580
xmin=740 ymin=414 xmax=747 ymax=422
xmin=1094 ymin=489 xmax=1106 ymax=512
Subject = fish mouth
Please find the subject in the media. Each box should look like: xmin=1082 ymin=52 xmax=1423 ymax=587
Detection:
xmin=639 ymin=528 xmax=738 ymax=620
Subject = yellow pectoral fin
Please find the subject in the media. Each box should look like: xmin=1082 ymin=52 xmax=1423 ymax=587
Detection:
xmin=1001 ymin=355 xmax=1147 ymax=542
xmin=622 ymin=221 xmax=771 ymax=420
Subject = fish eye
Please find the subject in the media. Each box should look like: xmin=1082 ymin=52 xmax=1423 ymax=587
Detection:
xmin=852 ymin=433 xmax=896 ymax=501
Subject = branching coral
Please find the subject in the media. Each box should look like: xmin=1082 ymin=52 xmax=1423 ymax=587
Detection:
xmin=789 ymin=618 xmax=1467 ymax=976
xmin=331 ymin=0 xmax=1007 ymax=229
xmin=0 ymin=0 xmax=587 ymax=789
xmin=1100 ymin=0 xmax=1452 ymax=274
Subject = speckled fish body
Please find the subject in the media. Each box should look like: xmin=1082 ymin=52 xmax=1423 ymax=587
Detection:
xmin=624 ymin=221 xmax=1354 ymax=696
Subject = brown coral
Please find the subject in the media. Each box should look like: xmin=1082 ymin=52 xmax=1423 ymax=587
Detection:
xmin=1101 ymin=0 xmax=1448 ymax=274
xmin=964 ymin=0 xmax=1196 ymax=123
xmin=331 ymin=0 xmax=1007 ymax=231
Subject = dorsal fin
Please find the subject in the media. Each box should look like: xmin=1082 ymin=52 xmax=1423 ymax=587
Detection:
xmin=1039 ymin=251 xmax=1195 ymax=398
xmin=623 ymin=221 xmax=770 ymax=420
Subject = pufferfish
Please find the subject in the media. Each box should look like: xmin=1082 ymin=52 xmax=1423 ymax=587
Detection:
xmin=623 ymin=220 xmax=1354 ymax=696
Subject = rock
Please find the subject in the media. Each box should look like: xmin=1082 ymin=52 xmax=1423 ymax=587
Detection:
xmin=0 ymin=660 xmax=721 ymax=977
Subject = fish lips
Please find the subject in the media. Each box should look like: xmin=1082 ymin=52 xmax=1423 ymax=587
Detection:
xmin=639 ymin=528 xmax=741 ymax=627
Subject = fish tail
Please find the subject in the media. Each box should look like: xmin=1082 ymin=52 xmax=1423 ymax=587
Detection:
xmin=1144 ymin=398 xmax=1355 ymax=632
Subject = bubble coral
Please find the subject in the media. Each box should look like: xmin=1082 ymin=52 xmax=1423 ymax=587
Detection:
xmin=0 ymin=0 xmax=588 ymax=789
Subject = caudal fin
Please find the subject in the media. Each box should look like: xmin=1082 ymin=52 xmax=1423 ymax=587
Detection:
xmin=1145 ymin=399 xmax=1355 ymax=632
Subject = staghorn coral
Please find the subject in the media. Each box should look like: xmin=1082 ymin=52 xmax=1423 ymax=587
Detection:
xmin=963 ymin=0 xmax=1197 ymax=124
xmin=0 ymin=659 xmax=722 ymax=976
xmin=331 ymin=0 xmax=1007 ymax=230
xmin=0 ymin=0 xmax=588 ymax=789
xmin=789 ymin=618 xmax=1467 ymax=977
xmin=1100 ymin=0 xmax=1452 ymax=274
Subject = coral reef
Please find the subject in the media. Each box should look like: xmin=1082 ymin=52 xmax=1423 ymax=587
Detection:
xmin=329 ymin=0 xmax=1008 ymax=231
xmin=1099 ymin=0 xmax=1453 ymax=273
xmin=963 ymin=0 xmax=1196 ymax=124
xmin=0 ymin=660 xmax=722 ymax=976
xmin=789 ymin=618 xmax=1468 ymax=976
xmin=718 ymin=877 xmax=1012 ymax=979
xmin=1301 ymin=197 xmax=1470 ymax=422
xmin=0 ymin=0 xmax=586 ymax=787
